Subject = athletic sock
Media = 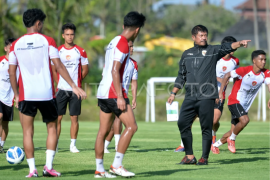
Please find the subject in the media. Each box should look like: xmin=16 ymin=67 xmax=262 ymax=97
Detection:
xmin=112 ymin=152 xmax=124 ymax=169
xmin=212 ymin=130 xmax=216 ymax=136
xmin=212 ymin=135 xmax=216 ymax=143
xmin=46 ymin=150 xmax=55 ymax=170
xmin=213 ymin=140 xmax=223 ymax=147
xmin=114 ymin=134 xmax=120 ymax=147
xmin=1 ymin=141 xmax=5 ymax=147
xmin=104 ymin=140 xmax=111 ymax=149
xmin=27 ymin=158 xmax=36 ymax=172
xmin=96 ymin=159 xmax=105 ymax=172
xmin=70 ymin=139 xmax=76 ymax=147
xmin=0 ymin=137 xmax=1 ymax=143
xmin=180 ymin=140 xmax=184 ymax=147
xmin=230 ymin=132 xmax=237 ymax=141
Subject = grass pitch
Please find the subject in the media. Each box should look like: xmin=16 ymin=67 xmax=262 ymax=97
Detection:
xmin=0 ymin=120 xmax=269 ymax=179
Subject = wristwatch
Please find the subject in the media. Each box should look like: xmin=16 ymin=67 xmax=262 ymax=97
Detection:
xmin=171 ymin=92 xmax=176 ymax=96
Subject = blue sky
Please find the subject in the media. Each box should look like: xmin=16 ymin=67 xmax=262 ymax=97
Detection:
xmin=153 ymin=0 xmax=247 ymax=11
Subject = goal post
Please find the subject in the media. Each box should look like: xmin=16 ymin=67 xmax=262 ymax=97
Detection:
xmin=257 ymin=85 xmax=267 ymax=121
xmin=145 ymin=77 xmax=176 ymax=123
xmin=145 ymin=77 xmax=267 ymax=123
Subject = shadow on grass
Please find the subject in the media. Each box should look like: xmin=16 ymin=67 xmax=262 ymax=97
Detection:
xmin=137 ymin=167 xmax=215 ymax=177
xmin=57 ymin=148 xmax=95 ymax=152
xmin=0 ymin=164 xmax=43 ymax=171
xmin=34 ymin=147 xmax=46 ymax=151
xmin=218 ymin=157 xmax=269 ymax=164
xmin=236 ymin=148 xmax=270 ymax=154
xmin=34 ymin=147 xmax=95 ymax=152
xmin=64 ymin=169 xmax=95 ymax=176
xmin=128 ymin=148 xmax=176 ymax=152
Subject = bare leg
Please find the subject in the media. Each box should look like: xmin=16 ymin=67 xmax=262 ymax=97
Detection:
xmin=233 ymin=115 xmax=249 ymax=135
xmin=220 ymin=124 xmax=235 ymax=144
xmin=45 ymin=119 xmax=59 ymax=173
xmin=105 ymin=128 xmax=114 ymax=142
xmin=21 ymin=114 xmax=38 ymax=174
xmin=21 ymin=114 xmax=35 ymax=159
xmin=1 ymin=121 xmax=9 ymax=141
xmin=213 ymin=109 xmax=221 ymax=132
xmin=57 ymin=115 xmax=63 ymax=139
xmin=46 ymin=120 xmax=58 ymax=150
xmin=113 ymin=116 xmax=122 ymax=150
xmin=117 ymin=105 xmax=137 ymax=154
xmin=70 ymin=115 xmax=79 ymax=139
xmin=104 ymin=118 xmax=115 ymax=151
xmin=95 ymin=110 xmax=114 ymax=159
xmin=113 ymin=116 xmax=122 ymax=134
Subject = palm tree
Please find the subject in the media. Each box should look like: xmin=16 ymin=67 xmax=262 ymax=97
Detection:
xmin=26 ymin=0 xmax=93 ymax=45
xmin=0 ymin=0 xmax=19 ymax=53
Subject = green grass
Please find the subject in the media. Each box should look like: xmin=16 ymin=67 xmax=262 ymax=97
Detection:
xmin=0 ymin=120 xmax=269 ymax=179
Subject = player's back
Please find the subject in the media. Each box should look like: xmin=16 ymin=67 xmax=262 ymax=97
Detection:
xmin=97 ymin=36 xmax=129 ymax=99
xmin=9 ymin=33 xmax=59 ymax=101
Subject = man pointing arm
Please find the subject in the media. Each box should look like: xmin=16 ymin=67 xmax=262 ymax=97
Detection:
xmin=167 ymin=25 xmax=250 ymax=165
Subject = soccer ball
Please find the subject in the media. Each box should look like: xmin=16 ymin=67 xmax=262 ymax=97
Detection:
xmin=6 ymin=146 xmax=25 ymax=164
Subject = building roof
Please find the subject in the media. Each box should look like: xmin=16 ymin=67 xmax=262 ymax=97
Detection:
xmin=223 ymin=18 xmax=266 ymax=35
xmin=213 ymin=0 xmax=269 ymax=50
xmin=213 ymin=18 xmax=268 ymax=49
xmin=235 ymin=0 xmax=267 ymax=10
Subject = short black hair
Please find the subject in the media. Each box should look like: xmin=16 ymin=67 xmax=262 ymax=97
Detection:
xmin=23 ymin=8 xmax=46 ymax=28
xmin=5 ymin=38 xmax=16 ymax=46
xmin=62 ymin=23 xmax=76 ymax=34
xmin=221 ymin=36 xmax=237 ymax=44
xmin=124 ymin=11 xmax=146 ymax=28
xmin=252 ymin=50 xmax=266 ymax=60
xmin=191 ymin=25 xmax=208 ymax=36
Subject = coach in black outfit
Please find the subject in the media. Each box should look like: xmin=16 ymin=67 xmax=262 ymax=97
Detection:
xmin=167 ymin=25 xmax=250 ymax=165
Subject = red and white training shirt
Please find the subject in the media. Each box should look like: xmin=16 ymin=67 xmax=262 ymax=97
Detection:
xmin=97 ymin=36 xmax=130 ymax=99
xmin=122 ymin=58 xmax=138 ymax=96
xmin=9 ymin=33 xmax=59 ymax=102
xmin=0 ymin=56 xmax=14 ymax=106
xmin=216 ymin=56 xmax=239 ymax=99
xmin=228 ymin=66 xmax=270 ymax=112
xmin=53 ymin=45 xmax=88 ymax=91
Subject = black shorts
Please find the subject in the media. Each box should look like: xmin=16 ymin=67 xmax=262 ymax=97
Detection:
xmin=228 ymin=104 xmax=248 ymax=125
xmin=19 ymin=99 xmax=58 ymax=123
xmin=56 ymin=89 xmax=82 ymax=116
xmin=0 ymin=101 xmax=13 ymax=121
xmin=214 ymin=99 xmax=225 ymax=113
xmin=98 ymin=98 xmax=130 ymax=117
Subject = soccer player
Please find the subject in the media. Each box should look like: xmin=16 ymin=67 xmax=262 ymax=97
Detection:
xmin=212 ymin=50 xmax=270 ymax=153
xmin=51 ymin=23 xmax=89 ymax=153
xmin=167 ymin=25 xmax=251 ymax=165
xmin=211 ymin=36 xmax=239 ymax=154
xmin=95 ymin=12 xmax=145 ymax=178
xmin=0 ymin=38 xmax=16 ymax=153
xmin=104 ymin=40 xmax=138 ymax=153
xmin=9 ymin=9 xmax=86 ymax=177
